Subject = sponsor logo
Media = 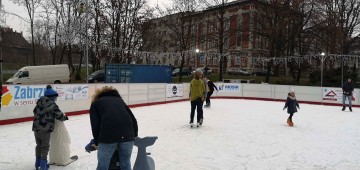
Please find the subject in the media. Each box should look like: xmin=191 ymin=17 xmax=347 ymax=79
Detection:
xmin=172 ymin=86 xmax=177 ymax=95
xmin=2 ymin=86 xmax=13 ymax=106
xmin=218 ymin=84 xmax=240 ymax=91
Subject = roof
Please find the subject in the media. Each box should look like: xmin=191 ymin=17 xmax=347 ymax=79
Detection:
xmin=0 ymin=27 xmax=30 ymax=49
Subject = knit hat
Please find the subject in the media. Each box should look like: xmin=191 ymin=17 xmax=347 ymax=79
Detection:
xmin=44 ymin=86 xmax=58 ymax=98
xmin=195 ymin=68 xmax=203 ymax=75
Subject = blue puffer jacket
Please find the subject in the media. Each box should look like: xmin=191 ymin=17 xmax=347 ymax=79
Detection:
xmin=284 ymin=94 xmax=299 ymax=114
xmin=32 ymin=96 xmax=67 ymax=132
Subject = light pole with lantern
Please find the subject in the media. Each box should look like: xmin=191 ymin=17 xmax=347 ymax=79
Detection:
xmin=195 ymin=48 xmax=200 ymax=69
xmin=321 ymin=52 xmax=325 ymax=87
xmin=78 ymin=1 xmax=89 ymax=83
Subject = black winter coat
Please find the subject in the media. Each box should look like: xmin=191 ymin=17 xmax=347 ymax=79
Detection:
xmin=284 ymin=95 xmax=299 ymax=114
xmin=90 ymin=90 xmax=138 ymax=145
xmin=342 ymin=82 xmax=354 ymax=96
xmin=207 ymin=80 xmax=218 ymax=92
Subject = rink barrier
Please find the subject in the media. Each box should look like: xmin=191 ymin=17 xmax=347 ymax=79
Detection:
xmin=0 ymin=83 xmax=357 ymax=125
xmin=0 ymin=97 xmax=347 ymax=126
xmin=0 ymin=99 xmax=189 ymax=125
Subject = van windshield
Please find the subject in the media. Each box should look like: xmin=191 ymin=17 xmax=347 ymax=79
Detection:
xmin=12 ymin=71 xmax=22 ymax=78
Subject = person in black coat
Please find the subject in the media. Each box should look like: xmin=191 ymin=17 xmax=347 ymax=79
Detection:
xmin=204 ymin=77 xmax=218 ymax=107
xmin=90 ymin=86 xmax=138 ymax=170
xmin=342 ymin=78 xmax=354 ymax=111
xmin=283 ymin=89 xmax=300 ymax=126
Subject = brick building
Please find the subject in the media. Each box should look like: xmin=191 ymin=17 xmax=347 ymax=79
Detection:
xmin=142 ymin=0 xmax=269 ymax=73
xmin=0 ymin=27 xmax=31 ymax=67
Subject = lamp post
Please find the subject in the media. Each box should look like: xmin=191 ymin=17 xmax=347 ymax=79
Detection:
xmin=321 ymin=52 xmax=325 ymax=87
xmin=341 ymin=55 xmax=343 ymax=87
xmin=78 ymin=1 xmax=89 ymax=83
xmin=195 ymin=49 xmax=200 ymax=68
xmin=0 ymin=49 xmax=2 ymax=83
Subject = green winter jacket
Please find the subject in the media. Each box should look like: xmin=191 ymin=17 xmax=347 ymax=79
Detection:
xmin=190 ymin=78 xmax=205 ymax=101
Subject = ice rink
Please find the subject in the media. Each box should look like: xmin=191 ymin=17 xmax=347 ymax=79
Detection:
xmin=0 ymin=99 xmax=359 ymax=170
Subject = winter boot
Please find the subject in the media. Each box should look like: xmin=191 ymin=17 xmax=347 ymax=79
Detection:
xmin=39 ymin=159 xmax=48 ymax=170
xmin=342 ymin=106 xmax=346 ymax=111
xmin=35 ymin=157 xmax=41 ymax=170
xmin=349 ymin=107 xmax=352 ymax=112
xmin=289 ymin=121 xmax=294 ymax=126
xmin=199 ymin=118 xmax=203 ymax=125
xmin=287 ymin=118 xmax=291 ymax=125
xmin=189 ymin=121 xmax=194 ymax=128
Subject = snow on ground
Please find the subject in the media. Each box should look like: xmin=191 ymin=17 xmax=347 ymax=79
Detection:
xmin=0 ymin=99 xmax=359 ymax=170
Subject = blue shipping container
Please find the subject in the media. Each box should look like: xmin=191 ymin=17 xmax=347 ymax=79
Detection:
xmin=105 ymin=64 xmax=173 ymax=83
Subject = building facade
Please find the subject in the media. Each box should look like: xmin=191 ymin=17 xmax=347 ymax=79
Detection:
xmin=0 ymin=27 xmax=31 ymax=67
xmin=142 ymin=0 xmax=270 ymax=73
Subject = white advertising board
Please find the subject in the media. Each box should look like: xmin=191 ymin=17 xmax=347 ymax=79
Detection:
xmin=322 ymin=87 xmax=356 ymax=103
xmin=1 ymin=84 xmax=89 ymax=108
xmin=166 ymin=84 xmax=184 ymax=98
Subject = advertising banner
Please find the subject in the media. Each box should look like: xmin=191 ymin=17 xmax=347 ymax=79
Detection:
xmin=322 ymin=87 xmax=356 ymax=103
xmin=166 ymin=84 xmax=184 ymax=98
xmin=1 ymin=85 xmax=89 ymax=108
xmin=54 ymin=85 xmax=89 ymax=101
xmin=215 ymin=83 xmax=241 ymax=92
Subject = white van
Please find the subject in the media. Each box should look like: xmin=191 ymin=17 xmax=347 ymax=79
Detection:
xmin=6 ymin=64 xmax=70 ymax=84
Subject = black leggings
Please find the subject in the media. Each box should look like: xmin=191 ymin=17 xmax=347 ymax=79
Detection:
xmin=288 ymin=113 xmax=294 ymax=122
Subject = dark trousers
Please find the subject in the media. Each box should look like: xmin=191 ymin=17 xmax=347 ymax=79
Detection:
xmin=206 ymin=91 xmax=214 ymax=105
xmin=190 ymin=97 xmax=203 ymax=123
xmin=288 ymin=113 xmax=294 ymax=122
xmin=34 ymin=131 xmax=51 ymax=160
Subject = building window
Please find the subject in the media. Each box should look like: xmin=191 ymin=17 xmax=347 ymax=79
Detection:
xmin=236 ymin=55 xmax=241 ymax=65
xmin=237 ymin=34 xmax=242 ymax=47
xmin=224 ymin=19 xmax=230 ymax=31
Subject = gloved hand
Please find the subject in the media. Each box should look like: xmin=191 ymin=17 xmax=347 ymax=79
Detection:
xmin=283 ymin=107 xmax=286 ymax=110
xmin=64 ymin=116 xmax=69 ymax=120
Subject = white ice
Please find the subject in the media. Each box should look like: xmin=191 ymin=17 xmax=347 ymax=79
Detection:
xmin=0 ymin=99 xmax=359 ymax=170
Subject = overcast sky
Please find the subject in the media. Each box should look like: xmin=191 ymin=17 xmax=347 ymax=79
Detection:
xmin=1 ymin=0 xmax=171 ymax=38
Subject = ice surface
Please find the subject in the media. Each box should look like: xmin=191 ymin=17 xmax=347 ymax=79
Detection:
xmin=0 ymin=99 xmax=359 ymax=170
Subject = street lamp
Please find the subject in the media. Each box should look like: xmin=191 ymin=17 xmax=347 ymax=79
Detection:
xmin=195 ymin=49 xmax=200 ymax=68
xmin=341 ymin=55 xmax=343 ymax=87
xmin=77 ymin=1 xmax=89 ymax=83
xmin=321 ymin=52 xmax=325 ymax=87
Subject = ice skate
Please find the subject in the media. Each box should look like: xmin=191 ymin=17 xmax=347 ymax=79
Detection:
xmin=196 ymin=122 xmax=200 ymax=127
xmin=342 ymin=106 xmax=346 ymax=111
xmin=190 ymin=122 xmax=194 ymax=128
xmin=199 ymin=118 xmax=203 ymax=125
xmin=287 ymin=118 xmax=291 ymax=125
xmin=349 ymin=107 xmax=352 ymax=112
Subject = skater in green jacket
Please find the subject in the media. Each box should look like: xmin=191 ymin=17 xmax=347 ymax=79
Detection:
xmin=189 ymin=69 xmax=205 ymax=127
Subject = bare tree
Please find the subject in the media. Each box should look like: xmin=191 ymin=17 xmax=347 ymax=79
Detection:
xmin=319 ymin=0 xmax=360 ymax=55
xmin=199 ymin=0 xmax=240 ymax=81
xmin=286 ymin=0 xmax=318 ymax=84
xmin=100 ymin=0 xmax=145 ymax=64
xmin=11 ymin=0 xmax=41 ymax=66
xmin=252 ymin=0 xmax=301 ymax=83
xmin=148 ymin=0 xmax=199 ymax=82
